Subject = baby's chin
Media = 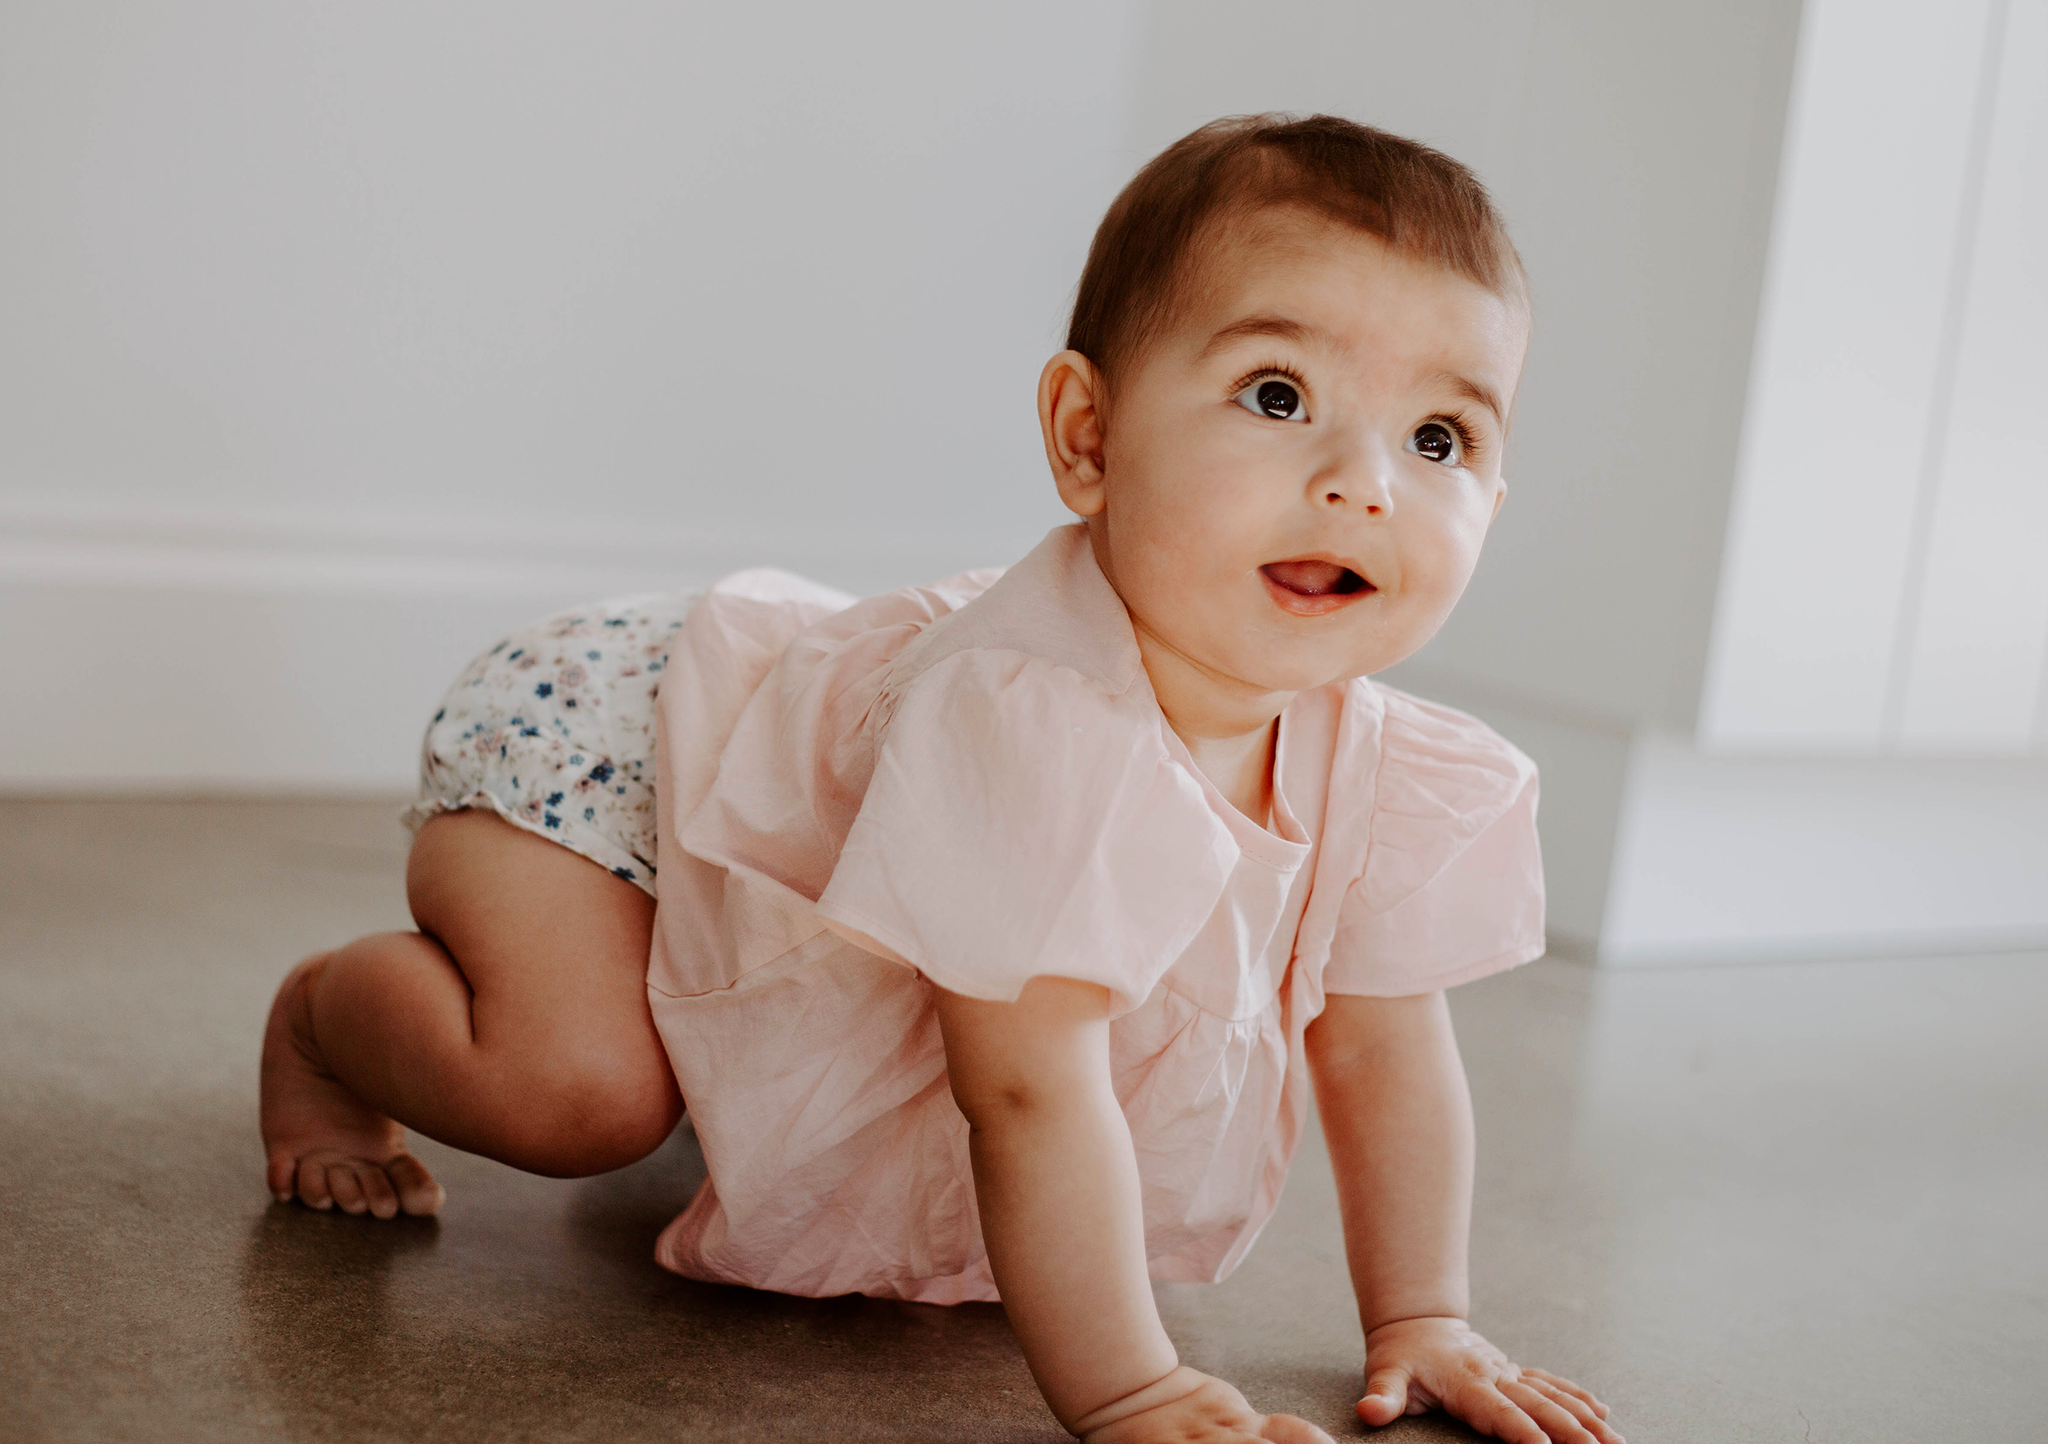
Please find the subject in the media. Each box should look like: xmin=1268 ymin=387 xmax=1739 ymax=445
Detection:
xmin=1205 ymin=637 xmax=1399 ymax=698
xmin=1123 ymin=588 xmax=1414 ymax=698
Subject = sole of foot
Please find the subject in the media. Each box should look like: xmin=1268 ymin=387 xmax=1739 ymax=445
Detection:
xmin=260 ymin=953 xmax=446 ymax=1219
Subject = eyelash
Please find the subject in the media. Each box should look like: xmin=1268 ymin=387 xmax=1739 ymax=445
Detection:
xmin=1227 ymin=360 xmax=1309 ymax=400
xmin=1429 ymin=411 xmax=1486 ymax=465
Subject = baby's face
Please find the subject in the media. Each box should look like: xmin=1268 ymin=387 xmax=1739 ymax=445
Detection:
xmin=1080 ymin=211 xmax=1528 ymax=702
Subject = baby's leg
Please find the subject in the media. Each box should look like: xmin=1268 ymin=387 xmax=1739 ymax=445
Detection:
xmin=260 ymin=809 xmax=680 ymax=1217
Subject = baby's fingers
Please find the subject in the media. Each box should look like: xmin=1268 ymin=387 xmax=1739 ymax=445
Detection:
xmin=1499 ymin=1378 xmax=1620 ymax=1444
xmin=1530 ymin=1379 xmax=1623 ymax=1444
xmin=1437 ymin=1380 xmax=1548 ymax=1444
xmin=1257 ymin=1411 xmax=1334 ymax=1444
xmin=1355 ymin=1364 xmax=1414 ymax=1427
xmin=1519 ymin=1368 xmax=1609 ymax=1420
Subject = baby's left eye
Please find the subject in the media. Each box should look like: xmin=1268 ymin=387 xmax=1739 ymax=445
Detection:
xmin=1233 ymin=377 xmax=1307 ymax=421
xmin=1407 ymin=421 xmax=1464 ymax=465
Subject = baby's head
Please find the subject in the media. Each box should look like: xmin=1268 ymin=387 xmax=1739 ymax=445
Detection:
xmin=1039 ymin=115 xmax=1530 ymax=707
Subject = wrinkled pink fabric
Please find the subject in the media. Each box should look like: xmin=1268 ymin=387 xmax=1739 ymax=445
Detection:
xmin=646 ymin=524 xmax=1543 ymax=1303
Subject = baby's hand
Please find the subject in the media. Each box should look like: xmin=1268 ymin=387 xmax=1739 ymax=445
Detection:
xmin=1357 ymin=1317 xmax=1620 ymax=1444
xmin=1077 ymin=1367 xmax=1334 ymax=1444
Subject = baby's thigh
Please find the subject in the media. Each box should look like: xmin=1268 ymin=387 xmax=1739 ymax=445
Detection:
xmin=406 ymin=809 xmax=666 ymax=1083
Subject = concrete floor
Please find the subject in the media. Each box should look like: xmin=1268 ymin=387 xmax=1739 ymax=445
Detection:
xmin=2 ymin=800 xmax=2043 ymax=1443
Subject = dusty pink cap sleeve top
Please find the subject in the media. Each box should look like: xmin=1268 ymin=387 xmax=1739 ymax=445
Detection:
xmin=1322 ymin=688 xmax=1545 ymax=997
xmin=815 ymin=648 xmax=1239 ymax=1015
xmin=643 ymin=524 xmax=1545 ymax=1305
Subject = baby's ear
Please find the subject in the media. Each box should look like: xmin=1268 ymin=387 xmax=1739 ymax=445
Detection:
xmin=1037 ymin=350 xmax=1108 ymax=517
xmin=1491 ymin=474 xmax=1508 ymax=520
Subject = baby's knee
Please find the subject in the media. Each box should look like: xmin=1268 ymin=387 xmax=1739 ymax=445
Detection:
xmin=509 ymin=1051 xmax=682 ymax=1177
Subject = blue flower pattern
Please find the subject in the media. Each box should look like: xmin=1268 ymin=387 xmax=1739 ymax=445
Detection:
xmin=401 ymin=591 xmax=701 ymax=897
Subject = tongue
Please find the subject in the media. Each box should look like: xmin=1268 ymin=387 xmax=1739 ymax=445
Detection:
xmin=1264 ymin=560 xmax=1349 ymax=595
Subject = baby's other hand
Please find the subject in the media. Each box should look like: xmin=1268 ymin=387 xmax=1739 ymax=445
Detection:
xmin=1079 ymin=1368 xmax=1333 ymax=1444
xmin=1357 ymin=1318 xmax=1619 ymax=1444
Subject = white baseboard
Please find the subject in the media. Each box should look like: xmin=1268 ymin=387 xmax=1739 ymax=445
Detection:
xmin=1600 ymin=734 xmax=2048 ymax=966
xmin=1381 ymin=662 xmax=2048 ymax=967
xmin=0 ymin=500 xmax=1034 ymax=792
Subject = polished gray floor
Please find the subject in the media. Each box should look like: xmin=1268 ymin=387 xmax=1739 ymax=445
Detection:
xmin=2 ymin=800 xmax=2042 ymax=1442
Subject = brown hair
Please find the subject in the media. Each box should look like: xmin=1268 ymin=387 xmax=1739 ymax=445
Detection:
xmin=1066 ymin=114 xmax=1526 ymax=389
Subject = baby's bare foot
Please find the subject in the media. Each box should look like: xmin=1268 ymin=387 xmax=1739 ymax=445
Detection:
xmin=260 ymin=954 xmax=444 ymax=1219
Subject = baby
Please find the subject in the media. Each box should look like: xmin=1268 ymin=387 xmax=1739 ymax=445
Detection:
xmin=260 ymin=114 xmax=1619 ymax=1444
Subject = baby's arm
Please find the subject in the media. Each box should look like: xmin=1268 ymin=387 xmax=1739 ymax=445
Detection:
xmin=1306 ymin=992 xmax=1621 ymax=1443
xmin=936 ymin=979 xmax=1330 ymax=1443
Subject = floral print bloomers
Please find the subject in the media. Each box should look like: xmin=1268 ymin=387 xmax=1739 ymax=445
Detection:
xmin=402 ymin=593 xmax=700 ymax=895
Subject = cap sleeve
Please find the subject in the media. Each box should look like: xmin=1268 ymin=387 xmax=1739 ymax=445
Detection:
xmin=1323 ymin=688 xmax=1545 ymax=996
xmin=814 ymin=649 xmax=1238 ymax=1015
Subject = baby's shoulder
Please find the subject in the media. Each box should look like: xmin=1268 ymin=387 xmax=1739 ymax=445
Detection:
xmin=1357 ymin=679 xmax=1535 ymax=777
xmin=869 ymin=524 xmax=1143 ymax=704
xmin=1327 ymin=677 xmax=1536 ymax=818
xmin=1327 ymin=678 xmax=1539 ymax=915
xmin=873 ymin=642 xmax=1160 ymax=771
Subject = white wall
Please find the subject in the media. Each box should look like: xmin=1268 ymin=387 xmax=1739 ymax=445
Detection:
xmin=1703 ymin=0 xmax=2048 ymax=754
xmin=1 ymin=0 xmax=1124 ymax=546
xmin=9 ymin=1 xmax=2041 ymax=962
xmin=4 ymin=0 xmax=1809 ymax=795
xmin=1895 ymin=0 xmax=2048 ymax=751
xmin=1598 ymin=0 xmax=2048 ymax=963
xmin=0 ymin=0 xmax=1131 ymax=788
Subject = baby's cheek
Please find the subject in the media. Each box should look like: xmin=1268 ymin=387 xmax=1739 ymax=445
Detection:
xmin=1382 ymin=542 xmax=1483 ymax=656
xmin=1413 ymin=510 xmax=1492 ymax=605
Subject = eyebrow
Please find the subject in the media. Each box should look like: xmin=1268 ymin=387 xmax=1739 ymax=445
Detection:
xmin=1200 ymin=314 xmax=1509 ymax=424
xmin=1426 ymin=369 xmax=1507 ymax=426
xmin=1195 ymin=313 xmax=1321 ymax=360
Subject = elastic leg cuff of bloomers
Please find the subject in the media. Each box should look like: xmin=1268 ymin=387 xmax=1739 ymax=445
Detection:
xmin=402 ymin=793 xmax=657 ymax=898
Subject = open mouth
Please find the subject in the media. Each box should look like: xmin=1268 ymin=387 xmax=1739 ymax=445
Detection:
xmin=1260 ymin=559 xmax=1372 ymax=599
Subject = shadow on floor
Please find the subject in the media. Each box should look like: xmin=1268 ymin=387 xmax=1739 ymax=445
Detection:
xmin=233 ymin=1125 xmax=1061 ymax=1443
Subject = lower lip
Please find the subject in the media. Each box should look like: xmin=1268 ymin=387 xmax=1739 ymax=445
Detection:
xmin=1260 ymin=569 xmax=1375 ymax=617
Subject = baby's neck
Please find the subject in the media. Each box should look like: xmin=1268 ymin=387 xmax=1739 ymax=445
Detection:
xmin=1132 ymin=621 xmax=1291 ymax=828
xmin=1174 ymin=720 xmax=1277 ymax=828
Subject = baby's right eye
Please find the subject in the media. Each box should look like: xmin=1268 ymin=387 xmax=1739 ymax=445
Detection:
xmin=1233 ymin=377 xmax=1308 ymax=422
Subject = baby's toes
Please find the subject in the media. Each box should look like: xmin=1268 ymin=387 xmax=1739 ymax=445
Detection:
xmin=327 ymin=1164 xmax=369 ymax=1216
xmin=296 ymin=1159 xmax=335 ymax=1210
xmin=358 ymin=1165 xmax=400 ymax=1220
xmin=265 ymin=1150 xmax=297 ymax=1203
xmin=384 ymin=1154 xmax=445 ymax=1217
